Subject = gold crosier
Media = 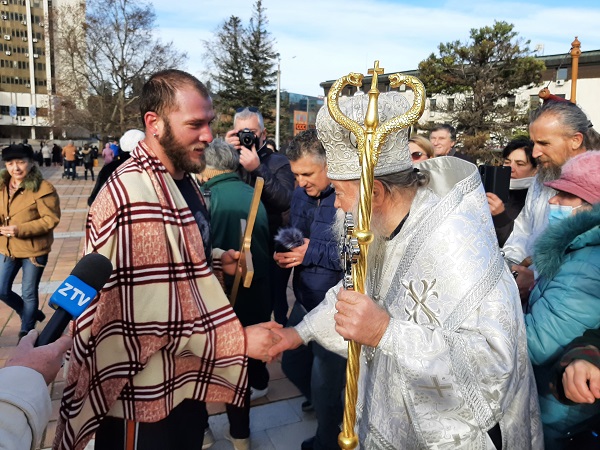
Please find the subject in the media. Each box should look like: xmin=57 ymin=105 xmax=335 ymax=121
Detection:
xmin=327 ymin=61 xmax=425 ymax=449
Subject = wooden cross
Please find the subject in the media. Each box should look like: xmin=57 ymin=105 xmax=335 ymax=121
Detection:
xmin=368 ymin=61 xmax=384 ymax=90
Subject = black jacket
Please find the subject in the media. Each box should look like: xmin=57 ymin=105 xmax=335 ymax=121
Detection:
xmin=238 ymin=147 xmax=295 ymax=242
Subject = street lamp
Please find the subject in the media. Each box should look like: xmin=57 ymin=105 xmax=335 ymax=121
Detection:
xmin=275 ymin=55 xmax=296 ymax=150
xmin=276 ymin=57 xmax=281 ymax=150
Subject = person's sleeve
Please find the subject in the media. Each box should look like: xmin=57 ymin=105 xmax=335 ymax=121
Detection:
xmin=502 ymin=185 xmax=534 ymax=264
xmin=253 ymin=158 xmax=295 ymax=213
xmin=295 ymin=282 xmax=348 ymax=357
xmin=17 ymin=185 xmax=61 ymax=238
xmin=525 ymin=260 xmax=600 ymax=366
xmin=0 ymin=366 xmax=51 ymax=450
xmin=302 ymin=235 xmax=340 ymax=271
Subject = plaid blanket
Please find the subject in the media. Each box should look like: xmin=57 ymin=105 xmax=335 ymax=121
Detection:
xmin=54 ymin=141 xmax=247 ymax=450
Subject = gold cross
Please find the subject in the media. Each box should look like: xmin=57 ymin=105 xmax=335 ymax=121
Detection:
xmin=368 ymin=61 xmax=384 ymax=90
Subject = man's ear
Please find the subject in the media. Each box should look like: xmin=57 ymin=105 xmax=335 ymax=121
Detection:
xmin=372 ymin=180 xmax=386 ymax=208
xmin=571 ymin=131 xmax=584 ymax=151
xmin=144 ymin=111 xmax=162 ymax=136
xmin=260 ymin=128 xmax=267 ymax=145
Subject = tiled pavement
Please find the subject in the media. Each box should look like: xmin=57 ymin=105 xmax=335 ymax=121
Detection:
xmin=0 ymin=163 xmax=316 ymax=450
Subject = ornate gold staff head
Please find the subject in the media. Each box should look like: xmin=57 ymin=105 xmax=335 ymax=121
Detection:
xmin=316 ymin=61 xmax=425 ymax=449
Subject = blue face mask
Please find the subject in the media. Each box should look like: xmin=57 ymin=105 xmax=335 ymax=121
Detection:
xmin=548 ymin=204 xmax=581 ymax=225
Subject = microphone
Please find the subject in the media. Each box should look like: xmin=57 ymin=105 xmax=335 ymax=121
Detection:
xmin=35 ymin=252 xmax=113 ymax=347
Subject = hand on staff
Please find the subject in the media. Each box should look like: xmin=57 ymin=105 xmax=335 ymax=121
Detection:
xmin=221 ymin=249 xmax=240 ymax=276
xmin=335 ymin=288 xmax=390 ymax=347
xmin=562 ymin=357 xmax=600 ymax=404
xmin=245 ymin=321 xmax=283 ymax=363
xmin=273 ymin=239 xmax=309 ymax=269
xmin=486 ymin=193 xmax=505 ymax=216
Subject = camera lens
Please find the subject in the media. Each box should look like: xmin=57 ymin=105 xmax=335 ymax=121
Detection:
xmin=238 ymin=129 xmax=256 ymax=149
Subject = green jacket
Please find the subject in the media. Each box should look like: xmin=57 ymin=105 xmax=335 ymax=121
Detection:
xmin=0 ymin=166 xmax=60 ymax=258
xmin=202 ymin=172 xmax=271 ymax=325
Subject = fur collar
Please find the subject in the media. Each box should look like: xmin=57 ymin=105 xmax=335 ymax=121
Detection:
xmin=0 ymin=165 xmax=44 ymax=192
xmin=533 ymin=204 xmax=600 ymax=279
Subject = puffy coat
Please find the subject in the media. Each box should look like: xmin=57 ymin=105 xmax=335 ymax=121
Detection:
xmin=0 ymin=166 xmax=60 ymax=258
xmin=525 ymin=204 xmax=600 ymax=447
xmin=290 ymin=185 xmax=342 ymax=311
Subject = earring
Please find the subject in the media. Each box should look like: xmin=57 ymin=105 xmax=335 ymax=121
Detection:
xmin=153 ymin=133 xmax=158 ymax=138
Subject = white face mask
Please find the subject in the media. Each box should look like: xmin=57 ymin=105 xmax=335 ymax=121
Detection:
xmin=509 ymin=177 xmax=535 ymax=190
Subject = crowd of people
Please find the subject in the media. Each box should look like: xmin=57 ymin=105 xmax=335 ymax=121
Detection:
xmin=0 ymin=68 xmax=598 ymax=450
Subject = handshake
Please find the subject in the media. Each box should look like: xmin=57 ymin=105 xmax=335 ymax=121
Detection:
xmin=245 ymin=322 xmax=301 ymax=362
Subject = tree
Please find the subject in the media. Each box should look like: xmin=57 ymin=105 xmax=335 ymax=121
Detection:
xmin=243 ymin=0 xmax=278 ymax=133
xmin=418 ymin=21 xmax=545 ymax=159
xmin=203 ymin=15 xmax=249 ymax=136
xmin=203 ymin=1 xmax=278 ymax=136
xmin=53 ymin=0 xmax=187 ymax=138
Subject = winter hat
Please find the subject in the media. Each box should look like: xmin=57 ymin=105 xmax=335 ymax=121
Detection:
xmin=2 ymin=143 xmax=34 ymax=161
xmin=316 ymin=91 xmax=412 ymax=180
xmin=119 ymin=129 xmax=146 ymax=153
xmin=544 ymin=151 xmax=600 ymax=204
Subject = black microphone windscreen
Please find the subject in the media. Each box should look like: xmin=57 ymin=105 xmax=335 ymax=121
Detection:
xmin=70 ymin=253 xmax=113 ymax=291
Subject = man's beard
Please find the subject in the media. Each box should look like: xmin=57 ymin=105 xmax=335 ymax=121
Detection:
xmin=159 ymin=118 xmax=206 ymax=174
xmin=536 ymin=161 xmax=561 ymax=183
xmin=332 ymin=204 xmax=389 ymax=276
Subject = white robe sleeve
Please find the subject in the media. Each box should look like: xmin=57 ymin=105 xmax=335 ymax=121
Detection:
xmin=0 ymin=366 xmax=51 ymax=450
xmin=295 ymin=281 xmax=348 ymax=357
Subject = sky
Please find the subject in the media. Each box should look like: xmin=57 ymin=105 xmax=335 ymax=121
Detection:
xmin=151 ymin=0 xmax=600 ymax=97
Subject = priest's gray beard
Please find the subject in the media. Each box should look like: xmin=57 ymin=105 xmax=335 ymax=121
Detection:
xmin=332 ymin=204 xmax=388 ymax=278
xmin=536 ymin=162 xmax=561 ymax=183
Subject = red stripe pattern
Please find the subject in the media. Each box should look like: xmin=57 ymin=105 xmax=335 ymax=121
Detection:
xmin=54 ymin=142 xmax=248 ymax=450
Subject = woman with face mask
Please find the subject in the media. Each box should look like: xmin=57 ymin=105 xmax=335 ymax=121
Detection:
xmin=524 ymin=150 xmax=600 ymax=449
xmin=487 ymin=137 xmax=537 ymax=247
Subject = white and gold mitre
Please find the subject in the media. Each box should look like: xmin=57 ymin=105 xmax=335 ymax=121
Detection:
xmin=316 ymin=91 xmax=413 ymax=181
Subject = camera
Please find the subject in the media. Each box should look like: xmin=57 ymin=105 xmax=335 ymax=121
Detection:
xmin=237 ymin=128 xmax=259 ymax=150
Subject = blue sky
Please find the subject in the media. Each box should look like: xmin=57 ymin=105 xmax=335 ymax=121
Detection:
xmin=151 ymin=0 xmax=600 ymax=96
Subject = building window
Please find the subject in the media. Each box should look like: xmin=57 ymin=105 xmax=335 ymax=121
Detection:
xmin=430 ymin=98 xmax=437 ymax=111
xmin=530 ymin=95 xmax=540 ymax=110
xmin=508 ymin=96 xmax=516 ymax=108
xmin=556 ymin=68 xmax=568 ymax=82
xmin=447 ymin=98 xmax=454 ymax=112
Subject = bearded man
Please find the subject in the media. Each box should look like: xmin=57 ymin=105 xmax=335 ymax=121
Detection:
xmin=269 ymin=92 xmax=542 ymax=449
xmin=503 ymin=101 xmax=599 ymax=301
xmin=54 ymin=70 xmax=281 ymax=450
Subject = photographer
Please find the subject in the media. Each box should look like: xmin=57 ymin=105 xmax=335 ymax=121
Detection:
xmin=225 ymin=107 xmax=294 ymax=238
xmin=226 ymin=107 xmax=295 ymax=327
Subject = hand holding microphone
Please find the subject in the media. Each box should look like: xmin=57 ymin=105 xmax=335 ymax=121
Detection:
xmin=35 ymin=253 xmax=113 ymax=347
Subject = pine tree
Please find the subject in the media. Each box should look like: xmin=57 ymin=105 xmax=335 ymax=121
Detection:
xmin=244 ymin=0 xmax=278 ymax=134
xmin=203 ymin=1 xmax=278 ymax=136
xmin=418 ymin=21 xmax=545 ymax=159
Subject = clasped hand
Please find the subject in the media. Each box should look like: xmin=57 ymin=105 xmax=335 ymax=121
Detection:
xmin=245 ymin=321 xmax=284 ymax=363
